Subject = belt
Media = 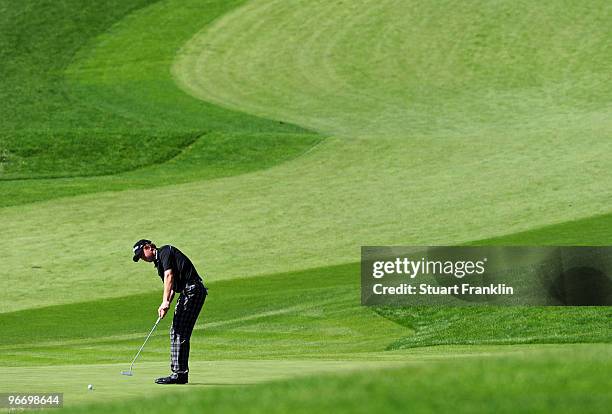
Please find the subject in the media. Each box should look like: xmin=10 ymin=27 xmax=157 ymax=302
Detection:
xmin=182 ymin=279 xmax=207 ymax=294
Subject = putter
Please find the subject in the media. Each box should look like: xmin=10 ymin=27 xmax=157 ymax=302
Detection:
xmin=121 ymin=316 xmax=162 ymax=376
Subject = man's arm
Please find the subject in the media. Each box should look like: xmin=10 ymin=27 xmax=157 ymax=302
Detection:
xmin=158 ymin=269 xmax=174 ymax=319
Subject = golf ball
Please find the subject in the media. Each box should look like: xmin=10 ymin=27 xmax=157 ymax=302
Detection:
xmin=88 ymin=384 xmax=93 ymax=391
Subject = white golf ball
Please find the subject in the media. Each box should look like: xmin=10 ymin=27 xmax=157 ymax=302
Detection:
xmin=88 ymin=384 xmax=93 ymax=391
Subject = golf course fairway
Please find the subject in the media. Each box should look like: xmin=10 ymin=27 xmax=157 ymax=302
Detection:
xmin=0 ymin=0 xmax=610 ymax=412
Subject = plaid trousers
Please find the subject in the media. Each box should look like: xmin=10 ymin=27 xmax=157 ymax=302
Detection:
xmin=170 ymin=281 xmax=206 ymax=373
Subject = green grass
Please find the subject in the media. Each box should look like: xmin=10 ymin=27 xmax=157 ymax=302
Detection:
xmin=372 ymin=214 xmax=612 ymax=349
xmin=55 ymin=344 xmax=610 ymax=414
xmin=0 ymin=260 xmax=609 ymax=411
xmin=0 ymin=263 xmax=404 ymax=366
xmin=0 ymin=359 xmax=409 ymax=408
xmin=377 ymin=306 xmax=611 ymax=349
xmin=176 ymin=0 xmax=611 ymax=138
xmin=2 ymin=257 xmax=609 ymax=367
xmin=1 ymin=0 xmax=611 ymax=412
xmin=3 ymin=0 xmax=610 ymax=307
xmin=0 ymin=0 xmax=320 ymax=205
xmin=472 ymin=212 xmax=612 ymax=246
xmin=0 ymin=130 xmax=320 ymax=207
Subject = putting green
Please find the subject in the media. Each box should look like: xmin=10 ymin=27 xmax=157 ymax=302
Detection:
xmin=1 ymin=344 xmax=609 ymax=412
xmin=0 ymin=360 xmax=405 ymax=407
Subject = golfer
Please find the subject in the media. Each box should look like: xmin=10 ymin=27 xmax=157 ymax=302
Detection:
xmin=132 ymin=239 xmax=207 ymax=384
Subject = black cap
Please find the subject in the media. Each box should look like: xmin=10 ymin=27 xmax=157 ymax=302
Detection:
xmin=133 ymin=239 xmax=152 ymax=262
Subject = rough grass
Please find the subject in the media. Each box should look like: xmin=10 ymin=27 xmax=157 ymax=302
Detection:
xmin=377 ymin=306 xmax=611 ymax=349
xmin=0 ymin=0 xmax=320 ymax=204
xmin=374 ymin=211 xmax=612 ymax=350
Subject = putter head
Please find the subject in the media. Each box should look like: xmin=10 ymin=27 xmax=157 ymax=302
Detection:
xmin=120 ymin=371 xmax=133 ymax=376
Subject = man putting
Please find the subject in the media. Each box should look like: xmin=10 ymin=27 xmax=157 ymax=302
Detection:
xmin=132 ymin=239 xmax=207 ymax=384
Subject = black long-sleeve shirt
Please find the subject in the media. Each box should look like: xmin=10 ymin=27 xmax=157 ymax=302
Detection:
xmin=153 ymin=245 xmax=204 ymax=292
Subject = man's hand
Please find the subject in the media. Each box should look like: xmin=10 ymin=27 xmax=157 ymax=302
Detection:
xmin=158 ymin=301 xmax=170 ymax=319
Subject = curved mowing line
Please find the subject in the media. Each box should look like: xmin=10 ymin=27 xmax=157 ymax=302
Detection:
xmin=0 ymin=0 xmax=321 ymax=187
xmin=2 ymin=0 xmax=612 ymax=313
xmin=172 ymin=0 xmax=612 ymax=231
xmin=174 ymin=0 xmax=612 ymax=130
xmin=0 ymin=132 xmax=205 ymax=182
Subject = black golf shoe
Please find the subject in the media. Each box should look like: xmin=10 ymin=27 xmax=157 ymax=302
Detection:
xmin=155 ymin=372 xmax=188 ymax=384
